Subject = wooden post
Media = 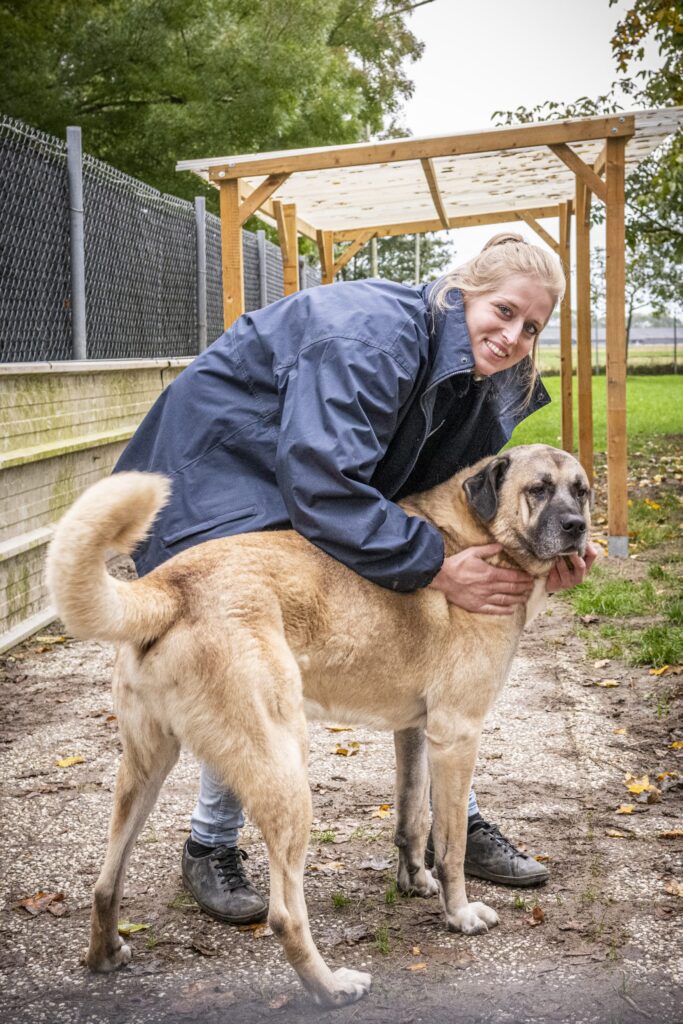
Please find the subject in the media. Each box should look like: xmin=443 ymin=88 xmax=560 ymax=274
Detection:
xmin=558 ymin=202 xmax=573 ymax=452
xmin=219 ymin=179 xmax=244 ymax=329
xmin=316 ymin=230 xmax=335 ymax=285
xmin=575 ymin=177 xmax=593 ymax=484
xmin=276 ymin=201 xmax=299 ymax=295
xmin=605 ymin=136 xmax=628 ymax=557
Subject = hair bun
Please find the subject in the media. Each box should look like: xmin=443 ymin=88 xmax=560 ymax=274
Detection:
xmin=481 ymin=232 xmax=527 ymax=252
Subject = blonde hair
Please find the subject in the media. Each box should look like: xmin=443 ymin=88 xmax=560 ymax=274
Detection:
xmin=431 ymin=233 xmax=566 ymax=402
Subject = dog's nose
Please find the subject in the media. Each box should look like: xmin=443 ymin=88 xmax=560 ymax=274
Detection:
xmin=560 ymin=514 xmax=586 ymax=537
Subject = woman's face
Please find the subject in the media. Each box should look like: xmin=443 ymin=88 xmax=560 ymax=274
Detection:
xmin=464 ymin=275 xmax=554 ymax=376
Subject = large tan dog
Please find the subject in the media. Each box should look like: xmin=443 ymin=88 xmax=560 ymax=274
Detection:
xmin=46 ymin=443 xmax=590 ymax=1007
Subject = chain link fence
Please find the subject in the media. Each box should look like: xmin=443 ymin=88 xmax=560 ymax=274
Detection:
xmin=1 ymin=117 xmax=320 ymax=363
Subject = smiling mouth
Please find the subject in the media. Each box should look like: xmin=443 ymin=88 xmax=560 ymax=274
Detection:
xmin=484 ymin=339 xmax=510 ymax=360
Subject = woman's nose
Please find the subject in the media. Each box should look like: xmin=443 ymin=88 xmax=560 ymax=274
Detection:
xmin=502 ymin=321 xmax=523 ymax=345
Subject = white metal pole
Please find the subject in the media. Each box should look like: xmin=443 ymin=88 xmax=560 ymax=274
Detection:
xmin=67 ymin=126 xmax=87 ymax=359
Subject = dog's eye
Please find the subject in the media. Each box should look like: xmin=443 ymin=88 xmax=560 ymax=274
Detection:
xmin=576 ymin=487 xmax=588 ymax=500
xmin=527 ymin=485 xmax=546 ymax=498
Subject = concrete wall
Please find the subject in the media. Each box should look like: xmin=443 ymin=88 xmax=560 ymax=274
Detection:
xmin=0 ymin=359 xmax=191 ymax=653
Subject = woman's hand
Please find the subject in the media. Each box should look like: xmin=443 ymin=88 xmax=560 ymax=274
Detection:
xmin=545 ymin=542 xmax=600 ymax=593
xmin=427 ymin=543 xmax=534 ymax=615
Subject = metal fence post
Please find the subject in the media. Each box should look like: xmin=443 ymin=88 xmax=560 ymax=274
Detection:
xmin=257 ymin=229 xmax=268 ymax=307
xmin=195 ymin=197 xmax=207 ymax=352
xmin=67 ymin=126 xmax=87 ymax=359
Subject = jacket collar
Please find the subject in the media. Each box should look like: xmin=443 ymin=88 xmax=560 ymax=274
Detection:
xmin=420 ymin=281 xmax=551 ymax=430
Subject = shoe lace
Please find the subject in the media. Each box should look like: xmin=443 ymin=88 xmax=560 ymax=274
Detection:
xmin=475 ymin=821 xmax=527 ymax=861
xmin=211 ymin=846 xmax=251 ymax=891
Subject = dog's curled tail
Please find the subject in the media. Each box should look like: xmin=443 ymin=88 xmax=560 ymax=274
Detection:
xmin=46 ymin=472 xmax=177 ymax=645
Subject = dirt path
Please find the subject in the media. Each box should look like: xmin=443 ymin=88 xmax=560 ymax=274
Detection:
xmin=1 ymin=577 xmax=682 ymax=1023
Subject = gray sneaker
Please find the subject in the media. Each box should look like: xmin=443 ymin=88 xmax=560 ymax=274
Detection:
xmin=464 ymin=820 xmax=549 ymax=887
xmin=425 ymin=819 xmax=549 ymax=888
xmin=181 ymin=841 xmax=268 ymax=924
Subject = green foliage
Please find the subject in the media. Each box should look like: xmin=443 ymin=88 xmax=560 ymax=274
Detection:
xmin=493 ymin=1 xmax=683 ymax=317
xmin=331 ymin=891 xmax=352 ymax=908
xmin=0 ymin=0 xmax=427 ymax=206
xmin=311 ymin=829 xmax=336 ymax=843
xmin=633 ymin=626 xmax=683 ymax=667
xmin=384 ymin=878 xmax=398 ymax=905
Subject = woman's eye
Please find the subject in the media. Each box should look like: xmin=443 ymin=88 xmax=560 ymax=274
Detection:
xmin=497 ymin=304 xmax=512 ymax=317
xmin=524 ymin=323 xmax=538 ymax=336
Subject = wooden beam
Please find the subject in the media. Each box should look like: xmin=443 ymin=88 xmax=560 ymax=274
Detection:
xmin=219 ymin=179 xmax=244 ymax=329
xmin=333 ymin=230 xmax=375 ymax=276
xmin=238 ymin=173 xmax=289 ymax=225
xmin=558 ymin=201 xmax=573 ymax=453
xmin=575 ymin=177 xmax=593 ymax=484
xmin=549 ymin=143 xmax=607 ymax=204
xmin=332 ymin=204 xmax=562 ymax=242
xmin=516 ymin=211 xmax=560 ymax=254
xmin=205 ymin=115 xmax=634 ymax=181
xmin=593 ymin=143 xmax=607 ymax=178
xmin=316 ymin=230 xmax=335 ymax=285
xmin=274 ymin=201 xmax=299 ymax=295
xmin=238 ymin=181 xmax=317 ymax=240
xmin=420 ymin=158 xmax=450 ymax=229
xmin=605 ymin=136 xmax=628 ymax=556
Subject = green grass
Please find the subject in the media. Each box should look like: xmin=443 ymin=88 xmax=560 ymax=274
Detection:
xmin=332 ymin=891 xmax=352 ymax=909
xmin=311 ymin=830 xmax=336 ymax=843
xmin=628 ymin=492 xmax=682 ymax=549
xmin=579 ymin=622 xmax=683 ymax=668
xmin=538 ymin=345 xmax=679 ymax=375
xmin=384 ymin=878 xmax=399 ymax=906
xmin=566 ymin=570 xmax=657 ymax=617
xmin=374 ymin=924 xmax=391 ymax=954
xmin=508 ymin=375 xmax=683 ymax=448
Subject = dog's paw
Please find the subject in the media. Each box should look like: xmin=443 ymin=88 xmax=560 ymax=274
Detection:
xmin=314 ymin=967 xmax=372 ymax=1007
xmin=397 ymin=866 xmax=440 ymax=898
xmin=446 ymin=901 xmax=499 ymax=935
xmin=83 ymin=940 xmax=132 ymax=973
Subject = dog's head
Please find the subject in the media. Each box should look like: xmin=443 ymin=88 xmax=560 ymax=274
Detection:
xmin=463 ymin=444 xmax=593 ymax=572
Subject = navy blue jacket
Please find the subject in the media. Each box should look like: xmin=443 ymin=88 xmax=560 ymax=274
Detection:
xmin=115 ymin=279 xmax=549 ymax=588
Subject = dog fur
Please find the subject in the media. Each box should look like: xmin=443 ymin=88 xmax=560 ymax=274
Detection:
xmin=46 ymin=443 xmax=590 ymax=1007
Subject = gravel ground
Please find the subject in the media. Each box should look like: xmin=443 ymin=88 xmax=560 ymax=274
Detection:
xmin=1 ymin=563 xmax=682 ymax=1024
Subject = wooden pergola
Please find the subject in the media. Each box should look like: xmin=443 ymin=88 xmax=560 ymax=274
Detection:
xmin=177 ymin=107 xmax=683 ymax=558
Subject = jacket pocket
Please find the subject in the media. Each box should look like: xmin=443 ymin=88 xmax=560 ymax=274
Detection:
xmin=163 ymin=505 xmax=257 ymax=547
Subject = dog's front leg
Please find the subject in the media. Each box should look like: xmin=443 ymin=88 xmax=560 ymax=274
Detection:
xmin=426 ymin=711 xmax=499 ymax=935
xmin=393 ymin=728 xmax=438 ymax=897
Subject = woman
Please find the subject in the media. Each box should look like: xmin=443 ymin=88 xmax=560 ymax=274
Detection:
xmin=115 ymin=233 xmax=596 ymax=924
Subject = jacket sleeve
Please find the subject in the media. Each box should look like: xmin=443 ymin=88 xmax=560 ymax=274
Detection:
xmin=275 ymin=338 xmax=444 ymax=591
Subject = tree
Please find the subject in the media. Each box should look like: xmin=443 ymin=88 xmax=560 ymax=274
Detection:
xmin=492 ymin=0 xmax=683 ymax=320
xmin=0 ymin=0 xmax=431 ymax=206
xmin=338 ymin=232 xmax=454 ymax=284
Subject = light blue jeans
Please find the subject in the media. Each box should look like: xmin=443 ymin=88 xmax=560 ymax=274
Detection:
xmin=190 ymin=764 xmax=479 ymax=847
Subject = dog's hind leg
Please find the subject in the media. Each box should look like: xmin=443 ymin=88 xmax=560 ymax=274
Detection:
xmin=247 ymin=718 xmax=371 ymax=1008
xmin=393 ymin=728 xmax=438 ymax=897
xmin=86 ymin=715 xmax=179 ymax=973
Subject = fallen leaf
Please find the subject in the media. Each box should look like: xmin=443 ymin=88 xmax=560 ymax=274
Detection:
xmin=191 ymin=937 xmax=219 ymax=956
xmin=47 ymin=902 xmax=68 ymax=917
xmin=624 ymin=774 xmax=660 ymax=799
xmin=656 ymin=771 xmax=678 ymax=782
xmin=34 ymin=635 xmax=68 ymax=644
xmin=605 ymin=830 xmax=629 ymax=838
xmin=616 ymin=804 xmax=635 ymax=815
xmin=55 ymin=756 xmax=85 ymax=768
xmin=406 ymin=962 xmax=427 ymax=971
xmin=593 ymin=659 xmax=611 ymax=669
xmin=527 ymin=906 xmax=545 ymax=926
xmin=371 ymin=804 xmax=392 ymax=819
xmin=117 ymin=921 xmax=150 ymax=936
xmin=534 ymin=854 xmax=550 ymax=863
xmin=658 ymin=830 xmax=683 ymax=839
xmin=580 ymin=614 xmax=598 ymax=624
xmin=237 ymin=922 xmax=269 ymax=932
xmin=650 ymin=665 xmax=670 ymax=676
xmin=613 ymin=728 xmax=627 ymax=735
xmin=663 ymin=880 xmax=683 ymax=898
xmin=17 ymin=891 xmax=65 ymax=916
xmin=359 ymin=857 xmax=392 ymax=871
xmin=595 ymin=679 xmax=619 ymax=688
xmin=671 ymin=741 xmax=683 ymax=749
xmin=308 ymin=861 xmax=345 ymax=874
xmin=330 ymin=745 xmax=358 ymax=757
xmin=325 ymin=724 xmax=354 ymax=733
xmin=411 ymin=945 xmax=422 ymax=955
xmin=341 ymin=924 xmax=371 ymax=945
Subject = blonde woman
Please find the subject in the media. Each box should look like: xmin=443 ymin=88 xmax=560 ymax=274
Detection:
xmin=115 ymin=233 xmax=597 ymax=922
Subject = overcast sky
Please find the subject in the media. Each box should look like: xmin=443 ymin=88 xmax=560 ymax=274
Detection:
xmin=402 ymin=0 xmax=662 ymax=262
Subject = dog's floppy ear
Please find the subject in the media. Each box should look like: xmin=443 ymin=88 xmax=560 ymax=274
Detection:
xmin=463 ymin=455 xmax=511 ymax=522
